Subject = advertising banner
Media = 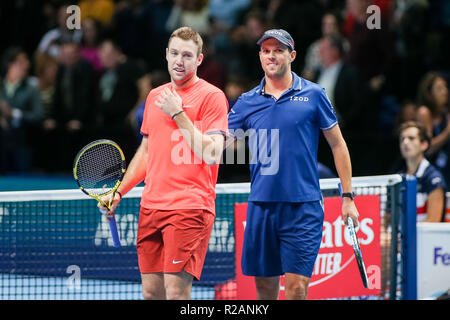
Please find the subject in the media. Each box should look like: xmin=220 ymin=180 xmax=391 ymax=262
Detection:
xmin=417 ymin=223 xmax=450 ymax=299
xmin=235 ymin=196 xmax=381 ymax=299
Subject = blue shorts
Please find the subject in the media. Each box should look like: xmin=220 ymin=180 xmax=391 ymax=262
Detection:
xmin=242 ymin=201 xmax=324 ymax=278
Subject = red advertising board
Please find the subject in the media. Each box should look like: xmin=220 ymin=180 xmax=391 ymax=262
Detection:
xmin=234 ymin=196 xmax=381 ymax=299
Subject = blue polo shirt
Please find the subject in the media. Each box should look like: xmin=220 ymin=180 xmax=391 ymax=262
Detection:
xmin=228 ymin=72 xmax=338 ymax=202
xmin=399 ymin=158 xmax=447 ymax=221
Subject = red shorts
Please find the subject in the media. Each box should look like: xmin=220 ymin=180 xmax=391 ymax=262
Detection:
xmin=136 ymin=208 xmax=215 ymax=280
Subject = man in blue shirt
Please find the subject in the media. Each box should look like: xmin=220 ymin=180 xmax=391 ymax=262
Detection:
xmin=227 ymin=29 xmax=359 ymax=300
xmin=398 ymin=121 xmax=446 ymax=222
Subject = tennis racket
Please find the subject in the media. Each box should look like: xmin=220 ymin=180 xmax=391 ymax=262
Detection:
xmin=338 ymin=183 xmax=369 ymax=288
xmin=73 ymin=139 xmax=126 ymax=248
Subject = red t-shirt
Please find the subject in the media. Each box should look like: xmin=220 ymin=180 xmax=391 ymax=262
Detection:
xmin=140 ymin=78 xmax=228 ymax=214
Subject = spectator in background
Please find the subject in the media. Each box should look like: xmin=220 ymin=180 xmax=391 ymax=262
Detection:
xmin=302 ymin=11 xmax=348 ymax=81
xmin=140 ymin=0 xmax=173 ymax=70
xmin=80 ymin=17 xmax=105 ymax=74
xmin=96 ymin=39 xmax=146 ymax=161
xmin=209 ymin=0 xmax=251 ymax=29
xmin=416 ymin=72 xmax=450 ymax=190
xmin=344 ymin=0 xmax=394 ymax=135
xmin=35 ymin=54 xmax=58 ymax=120
xmin=128 ymin=70 xmax=170 ymax=143
xmin=42 ymin=41 xmax=95 ymax=172
xmin=109 ymin=0 xmax=154 ymax=64
xmin=208 ymin=0 xmax=251 ymax=57
xmin=345 ymin=0 xmax=393 ymax=88
xmin=197 ymin=36 xmax=227 ymax=90
xmin=395 ymin=99 xmax=417 ymax=129
xmin=78 ymin=0 xmax=115 ymax=26
xmin=275 ymin=0 xmax=338 ymax=72
xmin=314 ymin=34 xmax=364 ymax=133
xmin=34 ymin=53 xmax=59 ymax=172
xmin=166 ymin=0 xmax=210 ymax=35
xmin=398 ymin=121 xmax=446 ymax=222
xmin=218 ymin=74 xmax=251 ymax=183
xmin=0 ymin=47 xmax=43 ymax=173
xmin=225 ymin=75 xmax=249 ymax=109
xmin=343 ymin=0 xmax=392 ymax=37
xmin=391 ymin=0 xmax=428 ymax=101
xmin=35 ymin=4 xmax=83 ymax=61
xmin=228 ymin=10 xmax=270 ymax=81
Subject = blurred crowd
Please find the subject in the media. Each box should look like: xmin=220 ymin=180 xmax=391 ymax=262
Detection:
xmin=0 ymin=0 xmax=449 ymax=188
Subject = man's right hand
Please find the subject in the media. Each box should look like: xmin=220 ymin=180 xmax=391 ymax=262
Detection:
xmin=97 ymin=192 xmax=122 ymax=217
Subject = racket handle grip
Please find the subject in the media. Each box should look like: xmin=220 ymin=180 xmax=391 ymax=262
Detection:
xmin=347 ymin=216 xmax=354 ymax=229
xmin=337 ymin=183 xmax=343 ymax=198
xmin=108 ymin=216 xmax=121 ymax=248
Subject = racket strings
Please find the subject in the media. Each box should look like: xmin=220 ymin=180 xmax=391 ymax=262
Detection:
xmin=76 ymin=143 xmax=124 ymax=195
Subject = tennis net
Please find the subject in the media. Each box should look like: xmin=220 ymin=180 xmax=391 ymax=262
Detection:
xmin=0 ymin=175 xmax=415 ymax=300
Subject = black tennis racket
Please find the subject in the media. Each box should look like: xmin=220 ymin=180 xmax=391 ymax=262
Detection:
xmin=338 ymin=183 xmax=369 ymax=288
xmin=73 ymin=139 xmax=126 ymax=247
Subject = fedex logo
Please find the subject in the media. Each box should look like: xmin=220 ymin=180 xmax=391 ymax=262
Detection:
xmin=434 ymin=247 xmax=450 ymax=266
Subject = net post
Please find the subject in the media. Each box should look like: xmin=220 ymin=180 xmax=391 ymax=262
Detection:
xmin=389 ymin=182 xmax=401 ymax=300
xmin=401 ymin=174 xmax=417 ymax=300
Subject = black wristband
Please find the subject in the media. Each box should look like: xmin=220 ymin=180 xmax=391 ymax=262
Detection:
xmin=116 ymin=191 xmax=123 ymax=200
xmin=171 ymin=110 xmax=184 ymax=120
xmin=342 ymin=192 xmax=355 ymax=200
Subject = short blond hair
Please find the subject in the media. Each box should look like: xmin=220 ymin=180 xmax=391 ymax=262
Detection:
xmin=168 ymin=27 xmax=203 ymax=56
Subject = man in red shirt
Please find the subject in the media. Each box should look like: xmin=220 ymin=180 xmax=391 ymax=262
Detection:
xmin=99 ymin=27 xmax=228 ymax=299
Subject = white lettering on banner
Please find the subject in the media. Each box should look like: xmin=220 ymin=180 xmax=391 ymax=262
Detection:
xmin=94 ymin=214 xmax=137 ymax=247
xmin=359 ymin=218 xmax=374 ymax=245
xmin=311 ymin=259 xmax=381 ymax=290
xmin=313 ymin=253 xmax=342 ymax=276
xmin=310 ymin=255 xmax=354 ymax=286
xmin=118 ymin=214 xmax=137 ymax=246
xmin=208 ymin=219 xmax=235 ymax=252
xmin=94 ymin=216 xmax=111 ymax=246
xmin=321 ymin=217 xmax=374 ymax=248
xmin=311 ymin=217 xmax=380 ymax=288
xmin=333 ymin=216 xmax=344 ymax=247
xmin=321 ymin=222 xmax=334 ymax=248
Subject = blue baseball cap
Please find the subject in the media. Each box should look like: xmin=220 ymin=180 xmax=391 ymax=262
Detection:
xmin=257 ymin=29 xmax=295 ymax=51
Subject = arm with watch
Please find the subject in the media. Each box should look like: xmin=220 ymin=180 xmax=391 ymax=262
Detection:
xmin=322 ymin=125 xmax=360 ymax=227
xmin=155 ymin=87 xmax=225 ymax=166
